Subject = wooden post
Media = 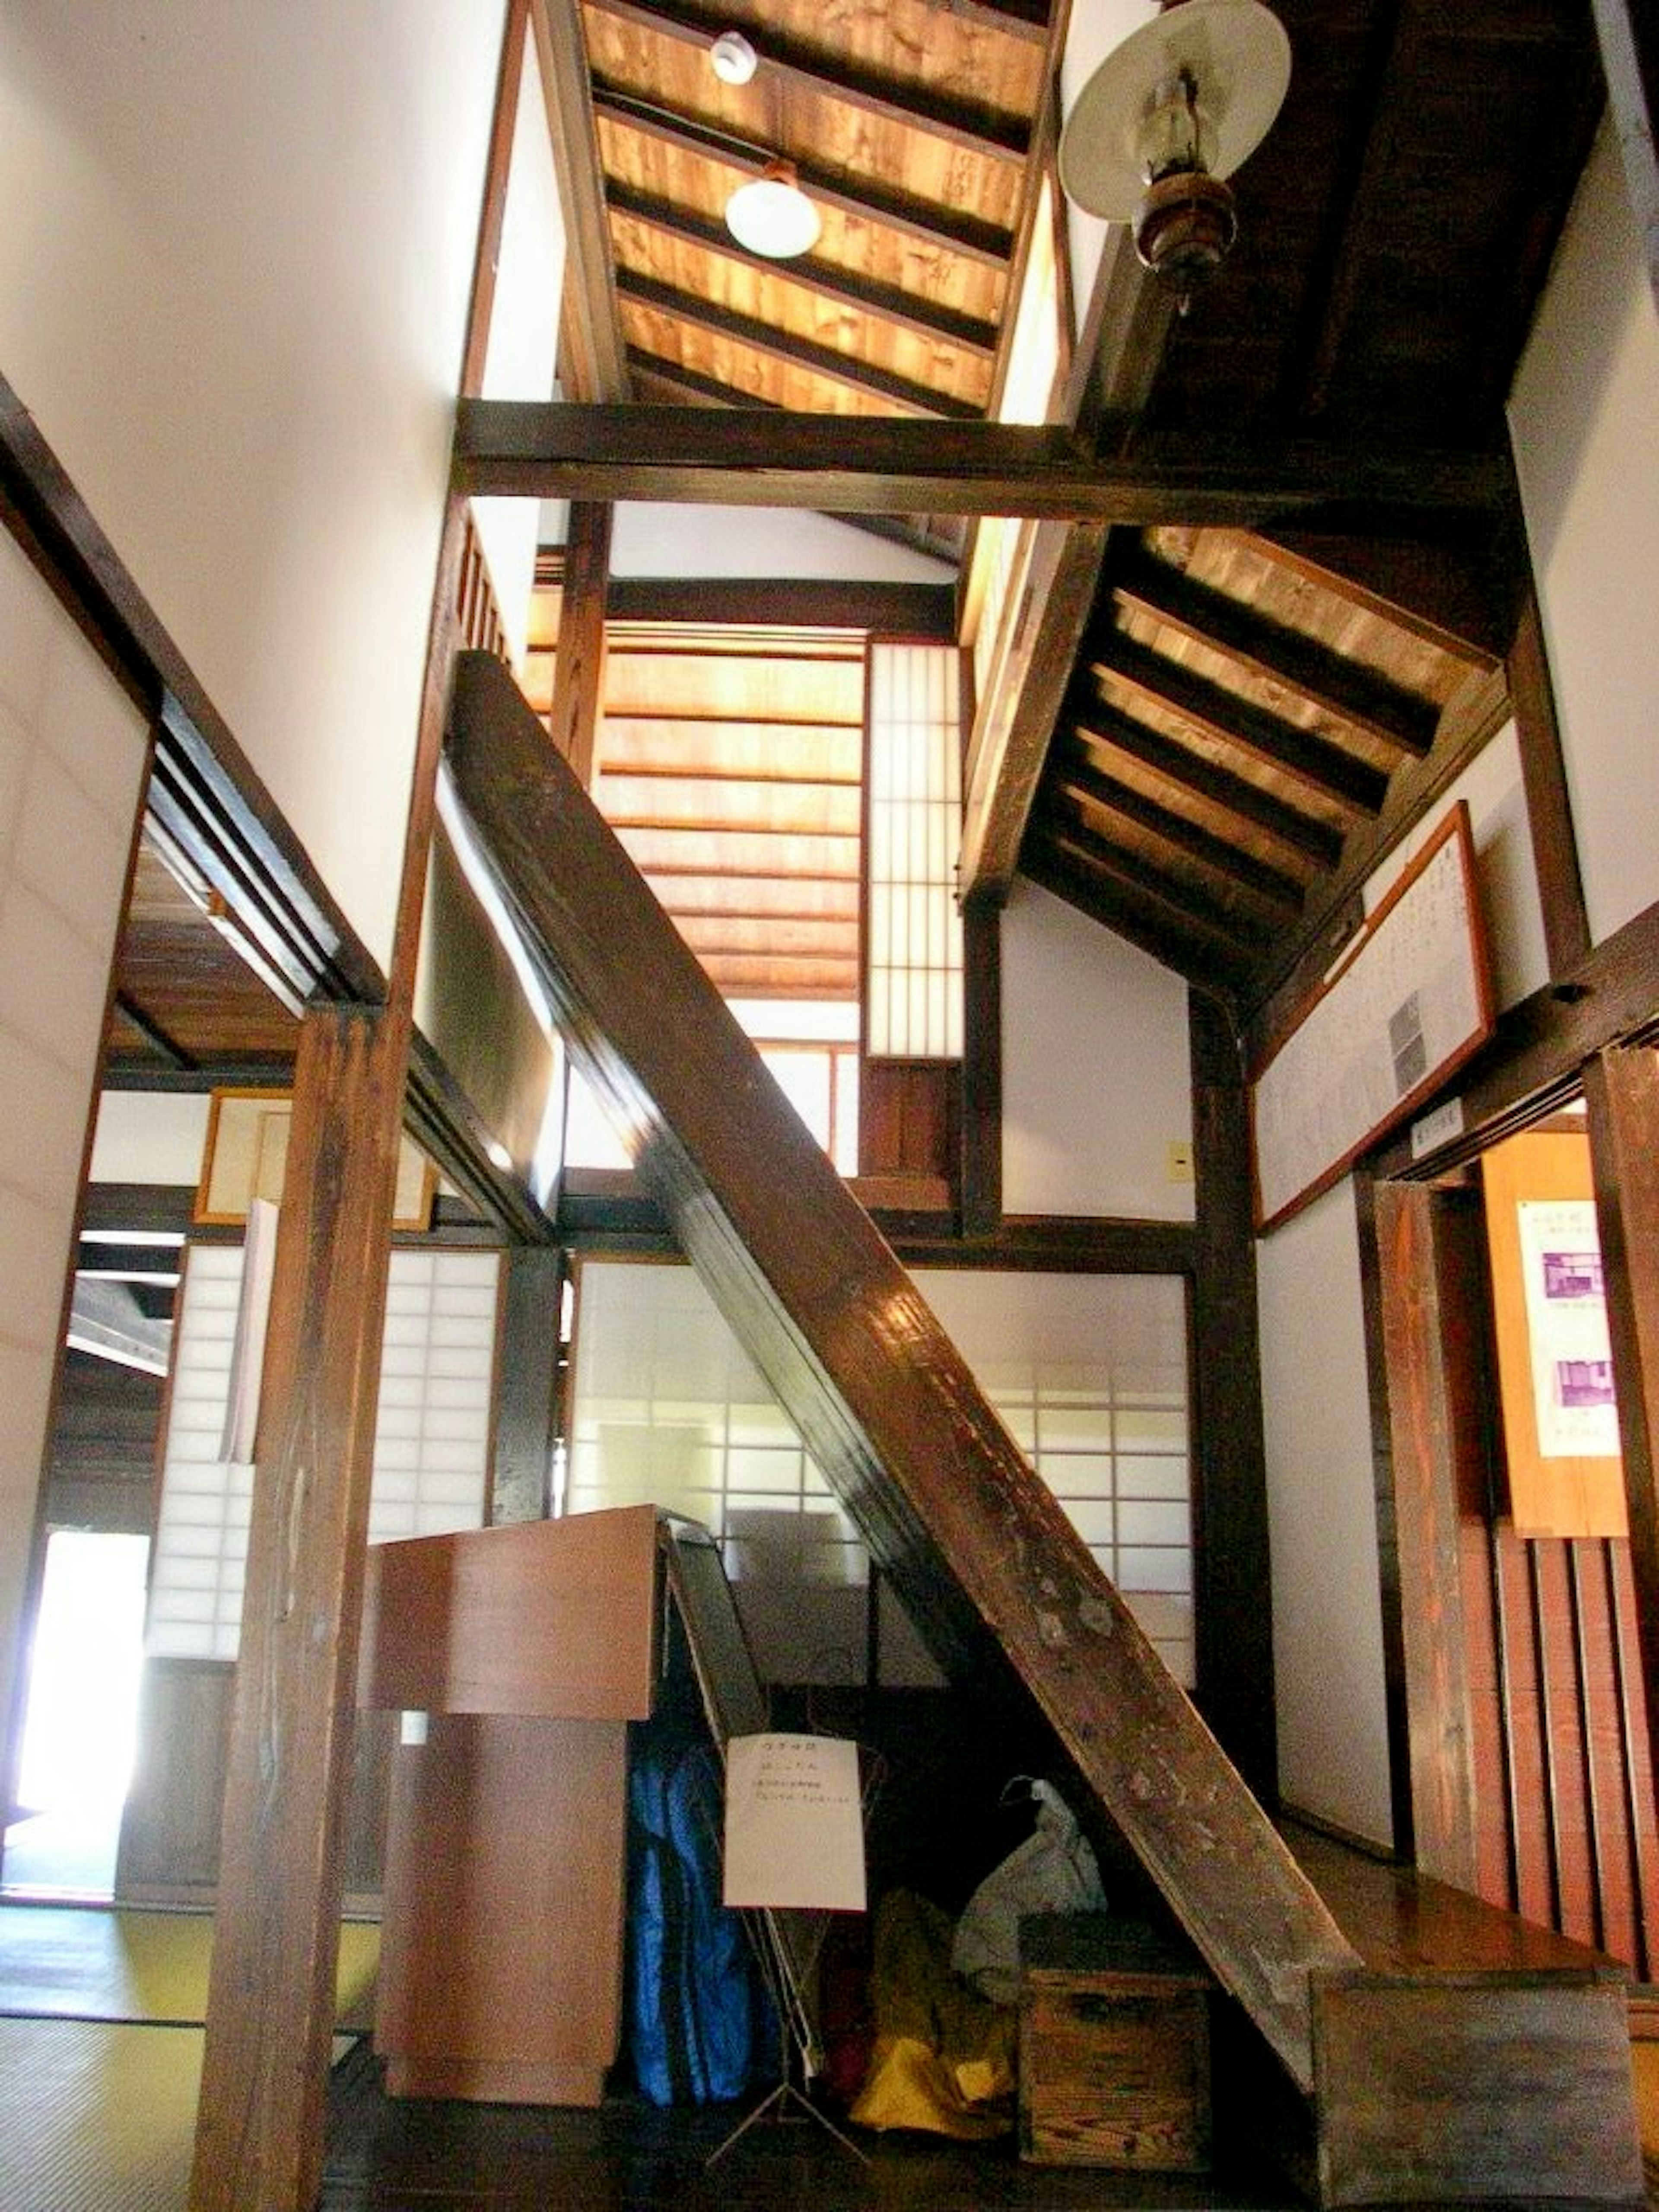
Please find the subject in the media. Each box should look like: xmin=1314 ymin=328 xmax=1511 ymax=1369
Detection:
xmin=1583 ymin=1043 xmax=1659 ymax=1751
xmin=1188 ymin=991 xmax=1278 ymax=1803
xmin=1370 ymin=1182 xmax=1482 ymax=1888
xmin=188 ymin=1005 xmax=407 ymax=2212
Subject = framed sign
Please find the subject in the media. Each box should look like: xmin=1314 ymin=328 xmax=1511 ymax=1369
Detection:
xmin=1251 ymin=805 xmax=1494 ymax=1232
xmin=1481 ymin=1126 xmax=1625 ymax=1539
xmin=195 ymin=1087 xmax=435 ymax=1230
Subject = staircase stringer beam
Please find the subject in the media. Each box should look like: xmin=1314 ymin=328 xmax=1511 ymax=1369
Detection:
xmin=445 ymin=650 xmax=1358 ymax=2093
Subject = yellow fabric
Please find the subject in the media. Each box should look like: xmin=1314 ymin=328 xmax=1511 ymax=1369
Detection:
xmin=848 ymin=1891 xmax=1015 ymax=2139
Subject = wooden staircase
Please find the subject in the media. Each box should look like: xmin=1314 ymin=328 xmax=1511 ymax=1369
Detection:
xmin=444 ymin=651 xmax=1642 ymax=2205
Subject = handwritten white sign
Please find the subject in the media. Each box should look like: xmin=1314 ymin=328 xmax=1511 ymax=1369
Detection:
xmin=722 ymin=1732 xmax=866 ymax=1913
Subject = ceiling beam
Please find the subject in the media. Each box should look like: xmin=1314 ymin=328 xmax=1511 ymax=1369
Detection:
xmin=1097 ymin=636 xmax=1391 ymax=817
xmin=455 ymin=400 xmax=1510 ymax=525
xmin=605 ymin=179 xmax=999 ymax=357
xmin=1051 ymin=742 xmax=1306 ymax=915
xmin=1110 ymin=544 xmax=1442 ymax=756
xmin=1068 ymin=694 xmax=1343 ymax=871
xmin=614 ymin=268 xmax=982 ymax=420
xmin=585 ymin=0 xmax=1030 ymax=161
xmin=592 ymin=85 xmax=1014 ymax=266
xmin=604 ymin=575 xmax=955 ymax=632
xmin=530 ymin=0 xmax=631 ymax=401
xmin=1249 ymin=526 xmax=1510 ymax=666
xmin=918 ymin=0 xmax=1052 ymax=45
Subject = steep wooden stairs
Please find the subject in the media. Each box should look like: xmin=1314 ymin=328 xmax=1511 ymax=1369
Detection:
xmin=445 ymin=651 xmax=1641 ymax=2206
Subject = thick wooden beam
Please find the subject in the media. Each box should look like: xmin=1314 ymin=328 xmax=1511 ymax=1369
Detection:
xmin=454 ymin=401 xmax=1511 ymax=524
xmin=1189 ymin=993 xmax=1277 ymax=1803
xmin=1370 ymin=1183 xmax=1482 ymax=1890
xmin=189 ymin=1007 xmax=406 ymax=2212
xmin=959 ymin=898 xmax=1001 ymax=1239
xmin=530 ymin=0 xmax=631 ymax=403
xmin=604 ymin=575 xmax=955 ymax=633
xmin=547 ymin=498 xmax=612 ymax=788
xmin=445 ymin=648 xmax=1357 ymax=2090
xmin=1252 ymin=527 xmax=1511 ymax=666
xmin=958 ymin=231 xmax=1176 ymax=904
xmin=1507 ymin=590 xmax=1590 ymax=977
xmin=1583 ymin=1045 xmax=1659 ymax=1762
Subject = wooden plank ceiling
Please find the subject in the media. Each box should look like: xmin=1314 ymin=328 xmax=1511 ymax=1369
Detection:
xmin=106 ymin=0 xmax=1606 ymax=1072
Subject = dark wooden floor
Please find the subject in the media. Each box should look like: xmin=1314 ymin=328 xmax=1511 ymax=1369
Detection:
xmin=321 ymin=2047 xmax=1301 ymax=2212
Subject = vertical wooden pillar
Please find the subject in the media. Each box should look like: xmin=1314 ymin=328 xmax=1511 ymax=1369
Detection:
xmin=1506 ymin=591 xmax=1590 ymax=978
xmin=959 ymin=895 xmax=1001 ymax=1238
xmin=1370 ymin=1182 xmax=1481 ymax=1887
xmin=1188 ymin=991 xmax=1277 ymax=1802
xmin=547 ymin=499 xmax=612 ymax=788
xmin=188 ymin=1004 xmax=407 ymax=2212
xmin=1583 ymin=1043 xmax=1659 ymax=1752
xmin=492 ymin=1244 xmax=563 ymax=1522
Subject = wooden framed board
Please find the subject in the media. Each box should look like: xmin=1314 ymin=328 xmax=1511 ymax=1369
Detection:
xmin=1252 ymin=805 xmax=1494 ymax=1233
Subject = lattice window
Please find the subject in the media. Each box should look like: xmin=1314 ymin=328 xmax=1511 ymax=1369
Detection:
xmin=865 ymin=642 xmax=965 ymax=1060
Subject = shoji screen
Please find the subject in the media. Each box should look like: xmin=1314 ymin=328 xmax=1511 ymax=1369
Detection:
xmin=864 ymin=641 xmax=964 ymax=1061
xmin=567 ymin=1259 xmax=1193 ymax=1688
xmin=146 ymin=1245 xmax=502 ymax=1661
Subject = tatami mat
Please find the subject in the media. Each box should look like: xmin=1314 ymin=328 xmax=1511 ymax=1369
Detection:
xmin=0 ymin=1903 xmax=378 ymax=2028
xmin=0 ymin=2017 xmax=200 ymax=2212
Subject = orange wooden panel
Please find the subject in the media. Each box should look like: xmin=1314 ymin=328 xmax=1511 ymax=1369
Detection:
xmin=375 ymin=1713 xmax=630 ymax=2104
xmin=359 ymin=1504 xmax=659 ymax=1718
xmin=1481 ymin=1129 xmax=1627 ymax=1539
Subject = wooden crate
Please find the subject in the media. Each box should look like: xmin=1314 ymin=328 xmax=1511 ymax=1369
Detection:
xmin=1018 ymin=1916 xmax=1212 ymax=2170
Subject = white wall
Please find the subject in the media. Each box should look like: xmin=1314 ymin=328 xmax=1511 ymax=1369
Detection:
xmin=89 ymin=1094 xmax=212 ymax=1189
xmin=0 ymin=2 xmax=505 ymax=973
xmin=1510 ymin=120 xmax=1659 ymax=949
xmin=1001 ymin=881 xmax=1194 ymax=1220
xmin=608 ymin=503 xmax=955 ymax=583
xmin=0 ymin=528 xmax=150 ymax=1783
xmin=1258 ymin=1178 xmax=1393 ymax=1844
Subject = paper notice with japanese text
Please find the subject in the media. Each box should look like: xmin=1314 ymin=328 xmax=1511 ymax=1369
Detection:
xmin=721 ymin=1732 xmax=866 ymax=1913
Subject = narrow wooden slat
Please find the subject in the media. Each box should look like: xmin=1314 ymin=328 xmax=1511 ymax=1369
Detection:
xmin=1018 ymin=836 xmax=1259 ymax=1004
xmin=1507 ymin=590 xmax=1590 ymax=977
xmin=547 ymin=499 xmax=612 ymax=786
xmin=1032 ymin=799 xmax=1275 ymax=954
xmin=453 ymin=400 xmax=1511 ymax=525
xmin=1111 ymin=547 xmax=1442 ymax=757
xmin=190 ymin=1005 xmax=407 ymax=2212
xmin=445 ymin=648 xmax=1356 ymax=2090
xmin=1373 ymin=1184 xmax=1481 ymax=1890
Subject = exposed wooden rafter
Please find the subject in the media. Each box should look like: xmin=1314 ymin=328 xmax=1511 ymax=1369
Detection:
xmin=585 ymin=0 xmax=1032 ymax=161
xmin=531 ymin=0 xmax=631 ymax=403
xmin=614 ymin=267 xmax=983 ymax=419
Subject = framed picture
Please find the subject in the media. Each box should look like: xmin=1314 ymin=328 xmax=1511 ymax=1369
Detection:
xmin=195 ymin=1087 xmax=435 ymax=1231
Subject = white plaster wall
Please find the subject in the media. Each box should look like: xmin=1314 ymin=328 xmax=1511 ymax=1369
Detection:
xmin=89 ymin=1094 xmax=212 ymax=1189
xmin=1509 ymin=121 xmax=1659 ymax=950
xmin=0 ymin=2 xmax=504 ymax=973
xmin=608 ymin=504 xmax=955 ymax=583
xmin=1257 ymin=1177 xmax=1393 ymax=1845
xmin=0 ymin=528 xmax=149 ymax=1777
xmin=1001 ymin=882 xmax=1194 ymax=1220
xmin=1058 ymin=0 xmax=1159 ymax=337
